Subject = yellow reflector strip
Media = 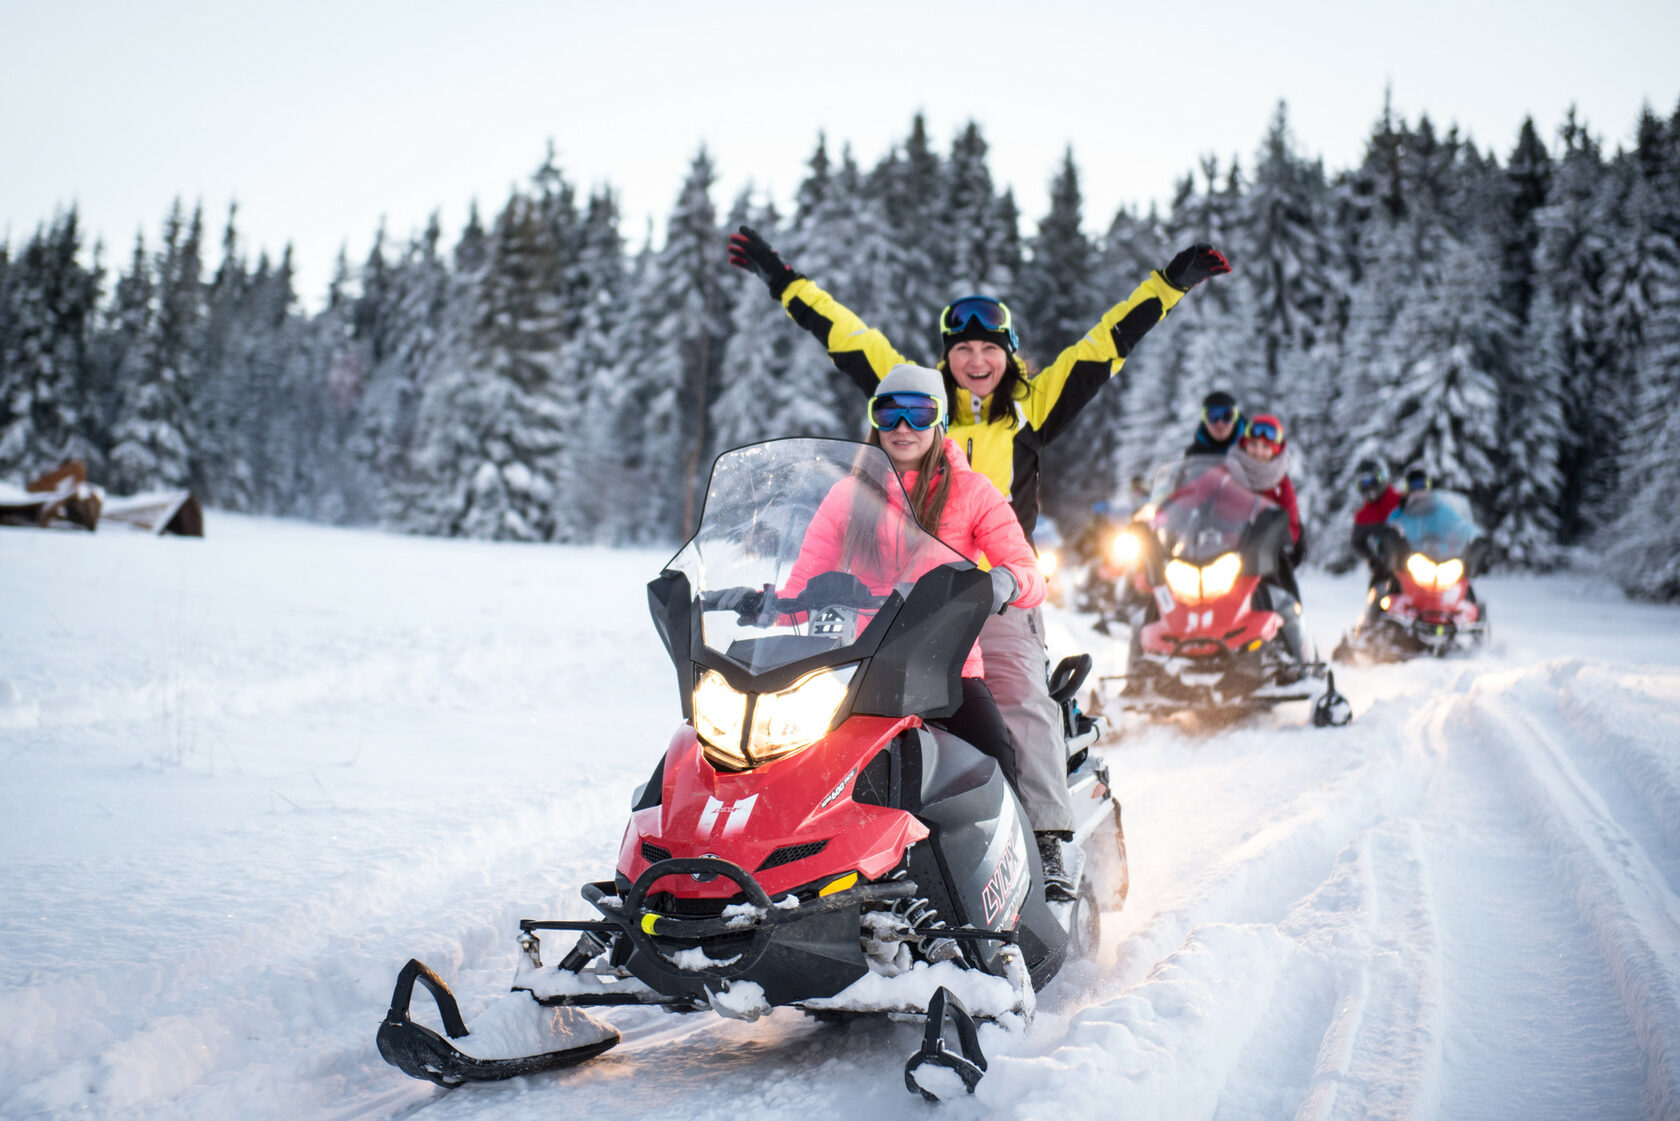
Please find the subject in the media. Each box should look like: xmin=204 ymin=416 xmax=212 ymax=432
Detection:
xmin=819 ymin=872 xmax=859 ymax=897
xmin=641 ymin=913 xmax=661 ymax=935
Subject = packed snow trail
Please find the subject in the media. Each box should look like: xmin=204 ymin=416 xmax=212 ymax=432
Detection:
xmin=3 ymin=517 xmax=1678 ymax=1120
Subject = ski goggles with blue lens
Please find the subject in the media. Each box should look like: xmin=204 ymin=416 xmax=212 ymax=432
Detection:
xmin=868 ymin=392 xmax=945 ymax=431
xmin=1405 ymin=470 xmax=1432 ymax=492
xmin=1202 ymin=404 xmax=1241 ymax=426
xmin=1247 ymin=418 xmax=1282 ymax=444
xmin=1356 ymin=473 xmax=1386 ymax=494
xmin=940 ymin=296 xmax=1019 ymax=350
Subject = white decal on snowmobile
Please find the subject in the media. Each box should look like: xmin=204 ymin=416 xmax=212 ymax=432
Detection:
xmin=980 ymin=818 xmax=1031 ymax=926
xmin=818 ymin=766 xmax=859 ymax=810
xmin=1154 ymin=585 xmax=1176 ymax=615
xmin=697 ymin=794 xmax=759 ymax=840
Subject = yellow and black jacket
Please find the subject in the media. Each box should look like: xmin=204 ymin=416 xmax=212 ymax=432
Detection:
xmin=779 ymin=272 xmax=1187 ymax=536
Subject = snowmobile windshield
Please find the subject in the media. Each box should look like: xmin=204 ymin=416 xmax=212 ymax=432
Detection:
xmin=663 ymin=438 xmax=974 ymax=676
xmin=1389 ymin=491 xmax=1480 ymax=561
xmin=1146 ymin=458 xmax=1277 ymax=564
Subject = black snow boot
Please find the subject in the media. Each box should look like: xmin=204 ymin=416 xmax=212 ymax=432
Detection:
xmin=1036 ymin=832 xmax=1077 ymax=903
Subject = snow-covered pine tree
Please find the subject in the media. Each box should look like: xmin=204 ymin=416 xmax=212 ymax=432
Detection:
xmin=0 ymin=209 xmax=104 ymax=479
xmin=558 ymin=186 xmax=640 ymax=542
xmin=874 ymin=115 xmax=947 ymax=339
xmin=787 ymin=141 xmax=894 ymax=418
xmin=944 ymin=122 xmax=1013 ymax=296
xmin=1370 ymin=232 xmax=1508 ymax=510
xmin=1537 ymin=109 xmax=1613 ymax=542
xmin=714 ymin=198 xmax=833 ymax=453
xmin=358 ymin=214 xmax=459 ymax=528
xmin=108 ymin=200 xmax=204 ymax=493
xmin=1017 ymin=149 xmax=1114 ymax=523
xmin=405 ymin=185 xmax=572 ymax=540
xmin=635 ymin=147 xmax=731 ymax=539
xmin=192 ymin=204 xmax=259 ymax=510
xmin=1502 ymin=118 xmax=1552 ymax=329
xmin=1494 ymin=278 xmax=1568 ymax=567
xmin=1599 ymin=103 xmax=1680 ymax=590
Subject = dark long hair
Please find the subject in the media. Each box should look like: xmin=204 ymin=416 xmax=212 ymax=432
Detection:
xmin=839 ymin=429 xmax=954 ymax=571
xmin=935 ymin=352 xmax=1039 ymax=426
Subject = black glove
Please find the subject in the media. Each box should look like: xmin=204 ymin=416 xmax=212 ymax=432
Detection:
xmin=989 ymin=567 xmax=1019 ymax=614
xmin=712 ymin=585 xmax=766 ymax=623
xmin=727 ymin=225 xmax=801 ymax=300
xmin=1162 ymin=243 xmax=1231 ymax=292
xmin=1287 ymin=535 xmax=1308 ymax=569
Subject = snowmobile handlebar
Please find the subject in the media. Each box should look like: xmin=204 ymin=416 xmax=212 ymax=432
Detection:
xmin=701 ymin=571 xmax=892 ymax=622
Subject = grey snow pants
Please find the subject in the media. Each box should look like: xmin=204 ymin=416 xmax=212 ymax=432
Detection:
xmin=979 ymin=605 xmax=1075 ymax=834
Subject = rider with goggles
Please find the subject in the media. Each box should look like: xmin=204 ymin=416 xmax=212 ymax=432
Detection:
xmin=1349 ymin=457 xmax=1405 ymax=608
xmin=1186 ymin=390 xmax=1247 ymax=457
xmin=782 ymin=363 xmax=1044 ymax=797
xmin=727 ymin=224 xmax=1229 ymax=902
xmin=1228 ymin=412 xmax=1303 ymax=552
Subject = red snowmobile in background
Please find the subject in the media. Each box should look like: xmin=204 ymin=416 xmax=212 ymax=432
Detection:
xmin=1116 ymin=458 xmax=1349 ymax=726
xmin=376 ymin=439 xmax=1127 ymax=1101
xmin=1334 ymin=489 xmax=1490 ymax=662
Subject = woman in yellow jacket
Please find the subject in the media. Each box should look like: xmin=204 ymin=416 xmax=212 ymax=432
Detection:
xmin=727 ymin=226 xmax=1229 ymax=900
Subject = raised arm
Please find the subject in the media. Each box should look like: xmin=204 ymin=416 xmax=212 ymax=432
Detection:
xmin=1024 ymin=244 xmax=1230 ymax=445
xmin=728 ymin=225 xmax=908 ymax=397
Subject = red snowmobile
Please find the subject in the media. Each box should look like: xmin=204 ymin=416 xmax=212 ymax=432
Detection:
xmin=1116 ymin=458 xmax=1349 ymax=726
xmin=1334 ymin=489 xmax=1490 ymax=662
xmin=376 ymin=439 xmax=1127 ymax=1101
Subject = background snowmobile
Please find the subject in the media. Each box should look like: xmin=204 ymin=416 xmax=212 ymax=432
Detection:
xmin=377 ymin=439 xmax=1127 ymax=1101
xmin=1334 ymin=488 xmax=1489 ymax=662
xmin=1114 ymin=458 xmax=1349 ymax=726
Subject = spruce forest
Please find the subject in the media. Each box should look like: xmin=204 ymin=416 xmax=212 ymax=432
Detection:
xmin=3 ymin=100 xmax=1678 ymax=601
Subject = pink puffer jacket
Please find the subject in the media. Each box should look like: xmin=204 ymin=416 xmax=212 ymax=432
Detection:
xmin=780 ymin=437 xmax=1045 ymax=677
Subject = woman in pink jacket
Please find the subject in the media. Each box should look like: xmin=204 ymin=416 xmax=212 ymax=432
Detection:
xmin=781 ymin=363 xmax=1045 ymax=793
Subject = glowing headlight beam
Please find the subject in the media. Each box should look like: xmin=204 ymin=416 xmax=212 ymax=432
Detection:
xmin=695 ymin=665 xmax=857 ymax=769
xmin=1163 ymin=553 xmax=1242 ymax=606
xmin=1200 ymin=552 xmax=1242 ymax=599
xmin=1110 ymin=530 xmax=1141 ymax=568
xmin=1164 ymin=559 xmax=1202 ymax=604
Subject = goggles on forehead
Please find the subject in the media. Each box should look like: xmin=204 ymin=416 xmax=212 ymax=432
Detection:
xmin=868 ymin=392 xmax=945 ymax=432
xmin=940 ymin=295 xmax=1019 ymax=350
xmin=1203 ymin=404 xmax=1241 ymax=426
xmin=1246 ymin=418 xmax=1282 ymax=444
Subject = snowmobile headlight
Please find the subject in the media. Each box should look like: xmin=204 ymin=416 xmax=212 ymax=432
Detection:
xmin=1164 ymin=552 xmax=1241 ymax=605
xmin=694 ymin=669 xmax=749 ymax=765
xmin=695 ymin=665 xmax=857 ymax=769
xmin=1200 ymin=552 xmax=1242 ymax=599
xmin=1164 ymin=559 xmax=1203 ymax=604
xmin=748 ymin=665 xmax=857 ymax=762
xmin=1110 ymin=528 xmax=1141 ymax=568
xmin=1406 ymin=552 xmax=1437 ymax=587
xmin=1407 ymin=553 xmax=1462 ymax=590
xmin=1037 ymin=548 xmax=1060 ymax=578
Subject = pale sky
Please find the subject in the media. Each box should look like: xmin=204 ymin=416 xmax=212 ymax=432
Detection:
xmin=5 ymin=0 xmax=1677 ymax=307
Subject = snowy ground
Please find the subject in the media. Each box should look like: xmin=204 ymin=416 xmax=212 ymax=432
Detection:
xmin=3 ymin=516 xmax=1678 ymax=1120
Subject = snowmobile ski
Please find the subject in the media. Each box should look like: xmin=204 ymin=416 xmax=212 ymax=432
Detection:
xmin=376 ymin=959 xmax=620 ymax=1086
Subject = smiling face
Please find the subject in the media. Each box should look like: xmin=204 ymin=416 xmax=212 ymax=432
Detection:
xmin=945 ymin=340 xmax=1009 ymax=401
xmin=879 ymin=417 xmax=939 ymax=471
xmin=1245 ymin=438 xmax=1279 ymax=461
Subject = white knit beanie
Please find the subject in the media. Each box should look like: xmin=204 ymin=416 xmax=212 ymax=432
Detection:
xmin=874 ymin=363 xmax=948 ymax=423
